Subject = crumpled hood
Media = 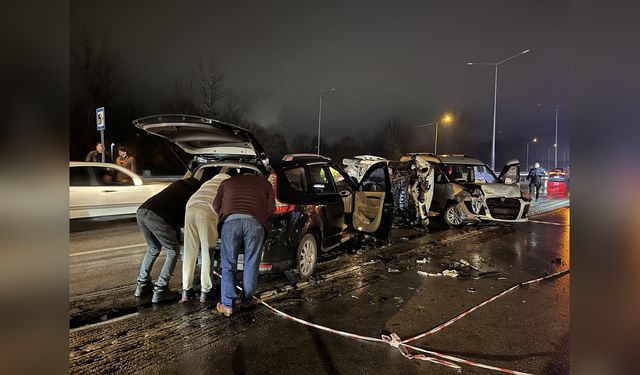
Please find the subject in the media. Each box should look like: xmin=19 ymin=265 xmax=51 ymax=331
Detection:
xmin=480 ymin=183 xmax=522 ymax=198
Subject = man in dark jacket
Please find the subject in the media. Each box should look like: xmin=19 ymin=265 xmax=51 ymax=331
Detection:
xmin=134 ymin=177 xmax=202 ymax=303
xmin=527 ymin=162 xmax=546 ymax=201
xmin=85 ymin=142 xmax=112 ymax=163
xmin=212 ymin=173 xmax=275 ymax=316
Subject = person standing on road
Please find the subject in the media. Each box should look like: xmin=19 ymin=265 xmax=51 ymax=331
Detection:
xmin=212 ymin=172 xmax=275 ymax=316
xmin=134 ymin=177 xmax=202 ymax=303
xmin=85 ymin=142 xmax=112 ymax=163
xmin=527 ymin=162 xmax=546 ymax=201
xmin=115 ymin=146 xmax=136 ymax=182
xmin=180 ymin=170 xmax=231 ymax=303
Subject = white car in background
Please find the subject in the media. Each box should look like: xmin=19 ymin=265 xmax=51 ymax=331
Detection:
xmin=69 ymin=162 xmax=170 ymax=219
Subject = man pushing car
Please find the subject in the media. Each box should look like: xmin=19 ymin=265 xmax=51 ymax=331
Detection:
xmin=212 ymin=172 xmax=275 ymax=316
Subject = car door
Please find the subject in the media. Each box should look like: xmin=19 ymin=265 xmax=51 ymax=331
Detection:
xmin=430 ymin=162 xmax=450 ymax=212
xmin=69 ymin=166 xmax=100 ymax=219
xmin=89 ymin=166 xmax=150 ymax=216
xmin=307 ymin=164 xmax=344 ymax=250
xmin=498 ymin=159 xmax=520 ymax=186
xmin=352 ymin=162 xmax=390 ymax=233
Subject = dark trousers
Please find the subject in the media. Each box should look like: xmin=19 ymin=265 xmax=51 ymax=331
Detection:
xmin=529 ymin=183 xmax=542 ymax=200
xmin=136 ymin=208 xmax=180 ymax=288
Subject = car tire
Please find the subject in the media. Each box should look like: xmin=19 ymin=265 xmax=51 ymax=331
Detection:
xmin=296 ymin=233 xmax=318 ymax=279
xmin=443 ymin=203 xmax=463 ymax=228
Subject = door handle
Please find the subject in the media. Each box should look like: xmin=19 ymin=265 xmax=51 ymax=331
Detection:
xmin=339 ymin=190 xmax=351 ymax=197
xmin=101 ymin=190 xmax=117 ymax=193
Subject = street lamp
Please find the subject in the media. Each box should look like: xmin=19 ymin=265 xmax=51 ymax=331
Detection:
xmin=536 ymin=101 xmax=568 ymax=169
xmin=526 ymin=137 xmax=537 ymax=170
xmin=467 ymin=49 xmax=531 ymax=170
xmin=317 ymin=87 xmax=336 ymax=155
xmin=553 ymin=102 xmax=567 ymax=168
xmin=410 ymin=113 xmax=454 ymax=154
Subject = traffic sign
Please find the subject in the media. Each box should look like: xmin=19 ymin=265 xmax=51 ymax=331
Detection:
xmin=96 ymin=107 xmax=106 ymax=131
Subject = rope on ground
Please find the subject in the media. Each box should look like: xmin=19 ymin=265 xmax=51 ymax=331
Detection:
xmin=212 ymin=268 xmax=569 ymax=374
xmin=401 ymin=269 xmax=570 ymax=344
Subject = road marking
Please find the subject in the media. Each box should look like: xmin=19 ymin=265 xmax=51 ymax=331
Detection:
xmin=69 ymin=243 xmax=146 ymax=257
xmin=528 ymin=219 xmax=569 ymax=226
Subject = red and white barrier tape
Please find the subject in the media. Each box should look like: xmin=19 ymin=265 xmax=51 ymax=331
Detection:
xmin=402 ymin=269 xmax=570 ymax=344
xmin=212 ymin=268 xmax=569 ymax=374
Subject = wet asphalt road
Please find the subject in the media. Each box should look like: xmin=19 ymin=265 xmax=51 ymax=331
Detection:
xmin=69 ymin=186 xmax=569 ymax=374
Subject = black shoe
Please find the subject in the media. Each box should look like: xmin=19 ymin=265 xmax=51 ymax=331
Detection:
xmin=152 ymin=286 xmax=178 ymax=304
xmin=134 ymin=281 xmax=153 ymax=297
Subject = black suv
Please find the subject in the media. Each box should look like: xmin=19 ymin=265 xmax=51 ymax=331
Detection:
xmin=261 ymin=154 xmax=393 ymax=278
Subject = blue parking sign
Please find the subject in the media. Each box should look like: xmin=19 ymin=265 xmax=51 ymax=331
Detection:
xmin=96 ymin=107 xmax=106 ymax=131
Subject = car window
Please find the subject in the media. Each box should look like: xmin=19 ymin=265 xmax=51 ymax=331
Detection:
xmin=360 ymin=164 xmax=386 ymax=192
xmin=501 ymin=165 xmax=519 ymax=184
xmin=328 ymin=166 xmax=352 ymax=192
xmin=431 ymin=163 xmax=447 ymax=183
xmin=283 ymin=167 xmax=308 ymax=192
xmin=474 ymin=165 xmax=496 ymax=183
xmin=308 ymin=165 xmax=335 ymax=194
xmin=443 ymin=164 xmax=496 ymax=184
xmin=89 ymin=166 xmax=126 ymax=186
xmin=70 ymin=166 xmax=92 ymax=186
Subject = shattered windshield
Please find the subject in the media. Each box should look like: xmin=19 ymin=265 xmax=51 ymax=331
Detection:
xmin=443 ymin=163 xmax=497 ymax=184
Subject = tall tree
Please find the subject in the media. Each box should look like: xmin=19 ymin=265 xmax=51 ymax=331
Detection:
xmin=193 ymin=56 xmax=224 ymax=118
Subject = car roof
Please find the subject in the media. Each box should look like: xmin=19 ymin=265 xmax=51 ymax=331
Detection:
xmin=402 ymin=153 xmax=486 ymax=165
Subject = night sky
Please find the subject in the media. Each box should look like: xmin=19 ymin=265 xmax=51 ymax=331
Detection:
xmin=71 ymin=0 xmax=569 ymax=168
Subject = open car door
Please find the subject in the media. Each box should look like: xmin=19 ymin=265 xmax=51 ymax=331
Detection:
xmin=498 ymin=159 xmax=520 ymax=185
xmin=353 ymin=162 xmax=390 ymax=233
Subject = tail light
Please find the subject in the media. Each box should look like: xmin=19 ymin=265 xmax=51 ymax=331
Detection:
xmin=268 ymin=172 xmax=295 ymax=215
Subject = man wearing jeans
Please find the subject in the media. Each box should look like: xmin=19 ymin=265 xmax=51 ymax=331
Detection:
xmin=212 ymin=173 xmax=275 ymax=316
xmin=134 ymin=177 xmax=202 ymax=303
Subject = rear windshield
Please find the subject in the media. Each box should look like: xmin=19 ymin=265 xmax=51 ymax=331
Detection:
xmin=442 ymin=163 xmax=497 ymax=184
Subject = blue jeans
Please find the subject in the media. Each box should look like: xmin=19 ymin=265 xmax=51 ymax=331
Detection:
xmin=220 ymin=215 xmax=266 ymax=308
xmin=136 ymin=208 xmax=180 ymax=288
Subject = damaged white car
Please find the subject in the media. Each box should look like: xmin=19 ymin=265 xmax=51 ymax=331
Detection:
xmin=399 ymin=154 xmax=532 ymax=227
xmin=343 ymin=155 xmax=434 ymax=227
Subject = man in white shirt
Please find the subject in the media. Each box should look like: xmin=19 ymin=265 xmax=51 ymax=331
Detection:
xmin=180 ymin=169 xmax=231 ymax=303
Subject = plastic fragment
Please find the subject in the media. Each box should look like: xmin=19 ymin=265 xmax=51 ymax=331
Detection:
xmin=442 ymin=269 xmax=459 ymax=278
xmin=416 ymin=258 xmax=428 ymax=264
xmin=418 ymin=271 xmax=441 ymax=277
xmin=388 ymin=267 xmax=401 ymax=273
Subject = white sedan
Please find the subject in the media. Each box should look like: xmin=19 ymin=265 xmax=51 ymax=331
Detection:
xmin=69 ymin=162 xmax=170 ymax=219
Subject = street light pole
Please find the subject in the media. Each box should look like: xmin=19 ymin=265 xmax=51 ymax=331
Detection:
xmin=554 ymin=102 xmax=567 ymax=169
xmin=410 ymin=113 xmax=453 ymax=154
xmin=526 ymin=137 xmax=537 ymax=170
xmin=467 ymin=49 xmax=530 ymax=170
xmin=317 ymin=88 xmax=335 ymax=155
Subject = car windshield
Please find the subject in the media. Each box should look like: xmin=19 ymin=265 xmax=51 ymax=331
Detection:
xmin=443 ymin=163 xmax=497 ymax=184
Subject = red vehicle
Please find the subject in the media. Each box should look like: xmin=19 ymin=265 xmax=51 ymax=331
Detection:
xmin=548 ymin=168 xmax=568 ymax=182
